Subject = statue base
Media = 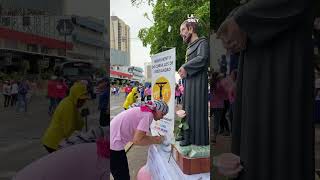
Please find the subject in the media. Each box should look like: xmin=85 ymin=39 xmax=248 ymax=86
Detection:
xmin=172 ymin=144 xmax=210 ymax=175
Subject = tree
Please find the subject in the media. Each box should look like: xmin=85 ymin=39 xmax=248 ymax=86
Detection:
xmin=131 ymin=0 xmax=155 ymax=7
xmin=136 ymin=0 xmax=210 ymax=71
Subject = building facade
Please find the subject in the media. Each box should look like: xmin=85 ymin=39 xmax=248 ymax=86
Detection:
xmin=110 ymin=16 xmax=130 ymax=67
xmin=0 ymin=0 xmax=109 ymax=67
xmin=110 ymin=48 xmax=130 ymax=66
xmin=68 ymin=15 xmax=108 ymax=67
xmin=110 ymin=16 xmax=130 ymax=53
xmin=129 ymin=66 xmax=143 ymax=82
xmin=144 ymin=62 xmax=152 ymax=82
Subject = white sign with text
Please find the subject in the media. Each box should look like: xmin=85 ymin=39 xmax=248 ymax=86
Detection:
xmin=151 ymin=48 xmax=176 ymax=144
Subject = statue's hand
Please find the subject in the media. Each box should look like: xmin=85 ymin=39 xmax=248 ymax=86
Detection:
xmin=217 ymin=17 xmax=247 ymax=54
xmin=176 ymin=110 xmax=186 ymax=118
xmin=178 ymin=67 xmax=187 ymax=79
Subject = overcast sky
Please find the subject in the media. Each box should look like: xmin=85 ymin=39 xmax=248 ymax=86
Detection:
xmin=110 ymin=0 xmax=153 ymax=70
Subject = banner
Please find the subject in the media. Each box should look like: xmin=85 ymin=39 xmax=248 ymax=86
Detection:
xmin=150 ymin=48 xmax=176 ymax=143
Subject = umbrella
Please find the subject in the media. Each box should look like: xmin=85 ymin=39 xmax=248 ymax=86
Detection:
xmin=13 ymin=143 xmax=109 ymax=180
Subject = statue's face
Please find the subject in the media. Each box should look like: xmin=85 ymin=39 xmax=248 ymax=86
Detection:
xmin=180 ymin=23 xmax=192 ymax=44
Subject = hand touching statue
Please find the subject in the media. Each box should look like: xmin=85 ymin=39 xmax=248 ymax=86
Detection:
xmin=217 ymin=17 xmax=247 ymax=54
xmin=178 ymin=67 xmax=187 ymax=79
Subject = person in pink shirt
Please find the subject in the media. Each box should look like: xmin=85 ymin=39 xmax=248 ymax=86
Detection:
xmin=219 ymin=76 xmax=232 ymax=136
xmin=144 ymin=85 xmax=152 ymax=100
xmin=227 ymin=70 xmax=237 ymax=132
xmin=55 ymin=78 xmax=68 ymax=105
xmin=47 ymin=76 xmax=58 ymax=115
xmin=179 ymin=83 xmax=184 ymax=94
xmin=124 ymin=84 xmax=132 ymax=97
xmin=210 ymin=72 xmax=228 ymax=143
xmin=110 ymin=100 xmax=168 ymax=180
xmin=175 ymin=84 xmax=182 ymax=104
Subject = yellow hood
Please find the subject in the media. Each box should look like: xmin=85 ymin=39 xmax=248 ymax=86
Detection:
xmin=123 ymin=87 xmax=138 ymax=109
xmin=131 ymin=87 xmax=138 ymax=94
xmin=69 ymin=82 xmax=89 ymax=105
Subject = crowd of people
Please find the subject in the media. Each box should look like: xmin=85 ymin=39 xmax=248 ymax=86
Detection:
xmin=210 ymin=68 xmax=237 ymax=142
xmin=111 ymin=84 xmax=152 ymax=102
xmin=209 ymin=43 xmax=239 ymax=143
xmin=12 ymin=77 xmax=110 ymax=179
xmin=1 ymin=79 xmax=32 ymax=112
xmin=175 ymin=83 xmax=184 ymax=105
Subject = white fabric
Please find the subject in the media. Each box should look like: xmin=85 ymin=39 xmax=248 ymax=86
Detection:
xmin=11 ymin=83 xmax=18 ymax=94
xmin=2 ymin=84 xmax=11 ymax=95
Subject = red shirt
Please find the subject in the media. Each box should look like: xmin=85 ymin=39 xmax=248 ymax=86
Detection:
xmin=55 ymin=82 xmax=68 ymax=98
xmin=47 ymin=80 xmax=57 ymax=98
xmin=125 ymin=87 xmax=132 ymax=93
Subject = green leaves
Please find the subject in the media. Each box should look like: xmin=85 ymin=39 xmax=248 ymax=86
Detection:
xmin=177 ymin=117 xmax=189 ymax=130
xmin=182 ymin=121 xmax=189 ymax=130
xmin=135 ymin=0 xmax=209 ymax=71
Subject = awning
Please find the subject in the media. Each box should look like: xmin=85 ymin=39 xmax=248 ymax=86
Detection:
xmin=0 ymin=27 xmax=73 ymax=50
xmin=110 ymin=70 xmax=132 ymax=78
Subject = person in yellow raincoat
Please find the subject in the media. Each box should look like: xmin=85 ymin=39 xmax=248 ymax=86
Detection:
xmin=123 ymin=87 xmax=138 ymax=110
xmin=42 ymin=82 xmax=89 ymax=153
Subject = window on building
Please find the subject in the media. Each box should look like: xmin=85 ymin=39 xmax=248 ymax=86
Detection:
xmin=118 ymin=22 xmax=122 ymax=50
xmin=41 ymin=46 xmax=49 ymax=54
xmin=5 ymin=40 xmax=17 ymax=49
xmin=27 ymin=44 xmax=38 ymax=52
xmin=23 ymin=16 xmax=31 ymax=26
xmin=1 ymin=17 xmax=10 ymax=26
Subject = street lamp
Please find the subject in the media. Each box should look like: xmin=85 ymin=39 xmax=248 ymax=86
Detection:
xmin=56 ymin=18 xmax=74 ymax=57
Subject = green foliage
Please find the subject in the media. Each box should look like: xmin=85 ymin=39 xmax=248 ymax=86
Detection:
xmin=175 ymin=117 xmax=189 ymax=138
xmin=136 ymin=0 xmax=210 ymax=71
xmin=131 ymin=0 xmax=155 ymax=7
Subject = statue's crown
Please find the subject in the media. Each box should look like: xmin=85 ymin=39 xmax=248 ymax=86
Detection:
xmin=187 ymin=14 xmax=199 ymax=23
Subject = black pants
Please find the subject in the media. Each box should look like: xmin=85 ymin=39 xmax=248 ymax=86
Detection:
xmin=99 ymin=110 xmax=109 ymax=127
xmin=229 ymin=103 xmax=234 ymax=132
xmin=111 ymin=150 xmax=130 ymax=180
xmin=220 ymin=100 xmax=230 ymax=133
xmin=175 ymin=96 xmax=181 ymax=104
xmin=43 ymin=145 xmax=56 ymax=153
xmin=212 ymin=108 xmax=224 ymax=135
xmin=11 ymin=94 xmax=17 ymax=106
xmin=4 ymin=95 xmax=10 ymax=107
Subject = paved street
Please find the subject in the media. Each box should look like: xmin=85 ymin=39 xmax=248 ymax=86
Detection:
xmin=0 ymin=92 xmax=101 ymax=180
xmin=110 ymin=93 xmax=149 ymax=180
